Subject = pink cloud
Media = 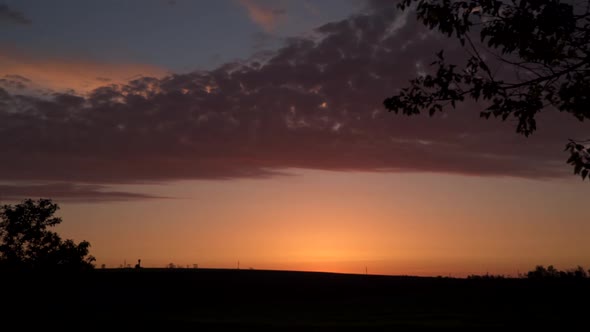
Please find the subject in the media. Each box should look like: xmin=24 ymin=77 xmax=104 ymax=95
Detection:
xmin=237 ymin=0 xmax=286 ymax=32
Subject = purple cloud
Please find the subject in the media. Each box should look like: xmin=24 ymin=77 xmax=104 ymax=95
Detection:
xmin=0 ymin=183 xmax=169 ymax=202
xmin=0 ymin=75 xmax=28 ymax=90
xmin=0 ymin=3 xmax=586 ymax=200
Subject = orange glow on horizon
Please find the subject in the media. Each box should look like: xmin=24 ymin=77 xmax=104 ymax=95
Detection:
xmin=55 ymin=170 xmax=590 ymax=277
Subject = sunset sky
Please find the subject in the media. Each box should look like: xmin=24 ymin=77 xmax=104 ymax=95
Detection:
xmin=1 ymin=0 xmax=588 ymax=277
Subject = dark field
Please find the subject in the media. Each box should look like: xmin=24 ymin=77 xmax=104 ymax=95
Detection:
xmin=2 ymin=268 xmax=589 ymax=330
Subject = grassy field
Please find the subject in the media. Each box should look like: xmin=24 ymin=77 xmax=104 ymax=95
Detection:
xmin=2 ymin=268 xmax=589 ymax=329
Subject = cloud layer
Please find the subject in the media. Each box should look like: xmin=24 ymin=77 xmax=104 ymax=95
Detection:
xmin=0 ymin=4 xmax=31 ymax=25
xmin=0 ymin=183 xmax=167 ymax=202
xmin=1 ymin=4 xmax=586 ymax=200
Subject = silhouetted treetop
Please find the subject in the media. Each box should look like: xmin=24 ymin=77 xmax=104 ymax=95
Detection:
xmin=0 ymin=198 xmax=95 ymax=270
xmin=526 ymin=265 xmax=589 ymax=279
xmin=385 ymin=0 xmax=590 ymax=180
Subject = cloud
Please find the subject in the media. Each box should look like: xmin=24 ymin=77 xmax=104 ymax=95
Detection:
xmin=0 ymin=183 xmax=169 ymax=202
xmin=0 ymin=74 xmax=30 ymax=90
xmin=252 ymin=31 xmax=276 ymax=50
xmin=303 ymin=1 xmax=320 ymax=16
xmin=238 ymin=0 xmax=286 ymax=32
xmin=0 ymin=50 xmax=168 ymax=94
xmin=0 ymin=3 xmax=586 ymax=201
xmin=0 ymin=4 xmax=31 ymax=25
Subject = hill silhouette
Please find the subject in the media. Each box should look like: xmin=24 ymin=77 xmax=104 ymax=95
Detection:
xmin=2 ymin=268 xmax=589 ymax=330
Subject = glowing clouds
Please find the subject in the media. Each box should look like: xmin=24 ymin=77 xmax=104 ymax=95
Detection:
xmin=0 ymin=50 xmax=168 ymax=95
xmin=237 ymin=0 xmax=286 ymax=32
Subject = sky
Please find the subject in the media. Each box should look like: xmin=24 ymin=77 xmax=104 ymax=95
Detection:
xmin=0 ymin=0 xmax=588 ymax=277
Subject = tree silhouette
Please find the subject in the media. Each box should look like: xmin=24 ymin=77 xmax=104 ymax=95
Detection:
xmin=526 ymin=264 xmax=589 ymax=279
xmin=384 ymin=0 xmax=590 ymax=180
xmin=0 ymin=198 xmax=95 ymax=270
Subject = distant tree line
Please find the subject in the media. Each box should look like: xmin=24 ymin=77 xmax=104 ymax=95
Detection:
xmin=525 ymin=265 xmax=588 ymax=279
xmin=468 ymin=265 xmax=590 ymax=279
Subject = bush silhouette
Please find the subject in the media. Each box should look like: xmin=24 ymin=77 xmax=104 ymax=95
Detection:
xmin=526 ymin=265 xmax=589 ymax=279
xmin=0 ymin=198 xmax=95 ymax=270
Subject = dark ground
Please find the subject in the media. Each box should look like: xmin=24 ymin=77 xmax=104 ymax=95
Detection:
xmin=2 ymin=268 xmax=589 ymax=330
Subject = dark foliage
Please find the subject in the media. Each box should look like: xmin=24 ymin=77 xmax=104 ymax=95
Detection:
xmin=0 ymin=198 xmax=95 ymax=270
xmin=385 ymin=0 xmax=590 ymax=180
xmin=526 ymin=265 xmax=589 ymax=279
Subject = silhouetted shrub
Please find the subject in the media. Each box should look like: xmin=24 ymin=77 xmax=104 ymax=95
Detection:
xmin=526 ymin=265 xmax=588 ymax=279
xmin=0 ymin=199 xmax=95 ymax=271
